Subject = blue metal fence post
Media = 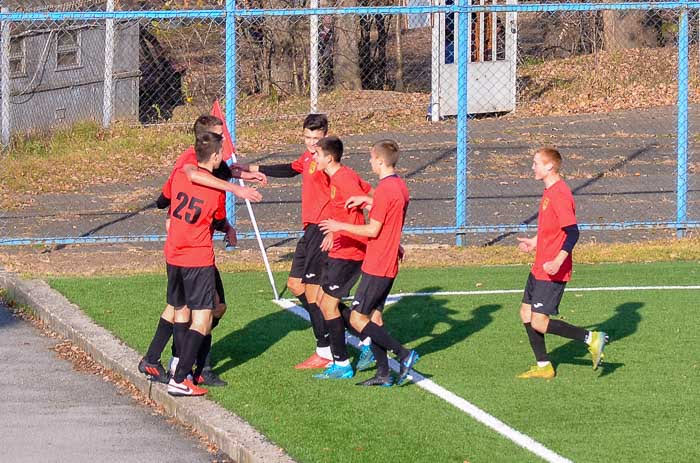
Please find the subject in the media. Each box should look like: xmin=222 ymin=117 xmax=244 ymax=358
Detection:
xmin=455 ymin=0 xmax=469 ymax=246
xmin=676 ymin=3 xmax=689 ymax=238
xmin=225 ymin=0 xmax=236 ymax=227
xmin=225 ymin=0 xmax=237 ymax=229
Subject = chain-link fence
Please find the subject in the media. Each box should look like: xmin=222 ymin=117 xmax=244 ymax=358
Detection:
xmin=0 ymin=1 xmax=698 ymax=247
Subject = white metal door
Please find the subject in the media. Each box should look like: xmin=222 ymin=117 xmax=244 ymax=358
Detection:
xmin=431 ymin=0 xmax=517 ymax=119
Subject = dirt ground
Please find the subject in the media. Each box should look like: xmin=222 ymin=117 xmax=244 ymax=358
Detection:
xmin=1 ymin=104 xmax=699 ymax=272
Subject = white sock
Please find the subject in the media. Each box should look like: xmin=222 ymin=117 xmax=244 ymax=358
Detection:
xmin=316 ymin=346 xmax=332 ymax=360
xmin=361 ymin=337 xmax=372 ymax=347
xmin=169 ymin=356 xmax=179 ymax=372
xmin=335 ymin=359 xmax=351 ymax=367
xmin=585 ymin=331 xmax=593 ymax=345
xmin=537 ymin=361 xmax=551 ymax=368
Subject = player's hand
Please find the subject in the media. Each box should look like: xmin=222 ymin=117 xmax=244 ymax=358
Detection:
xmin=319 ymin=219 xmax=342 ymax=234
xmin=239 ymin=186 xmax=262 ymax=202
xmin=224 ymin=227 xmax=238 ymax=248
xmin=517 ymin=236 xmax=536 ymax=252
xmin=345 ymin=195 xmax=368 ymax=209
xmin=253 ymin=171 xmax=268 ymax=186
xmin=165 ymin=218 xmax=171 ymax=233
xmin=320 ymin=232 xmax=333 ymax=252
xmin=243 ymin=170 xmax=267 ymax=186
xmin=398 ymin=244 xmax=405 ymax=262
xmin=542 ymin=260 xmax=561 ymax=276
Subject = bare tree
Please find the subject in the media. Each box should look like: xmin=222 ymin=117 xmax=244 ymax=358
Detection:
xmin=334 ymin=0 xmax=362 ymax=90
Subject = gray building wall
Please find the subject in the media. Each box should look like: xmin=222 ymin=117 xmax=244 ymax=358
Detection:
xmin=0 ymin=20 xmax=139 ymax=136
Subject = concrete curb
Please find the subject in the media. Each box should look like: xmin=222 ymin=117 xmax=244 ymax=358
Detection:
xmin=0 ymin=269 xmax=294 ymax=463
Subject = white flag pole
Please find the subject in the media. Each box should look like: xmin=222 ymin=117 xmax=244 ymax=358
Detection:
xmin=229 ymin=159 xmax=279 ymax=301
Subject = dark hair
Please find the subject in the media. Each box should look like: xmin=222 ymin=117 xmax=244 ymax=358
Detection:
xmin=537 ymin=146 xmax=562 ymax=172
xmin=372 ymin=139 xmax=400 ymax=167
xmin=195 ymin=131 xmax=223 ymax=163
xmin=303 ymin=113 xmax=328 ymax=134
xmin=316 ymin=136 xmax=343 ymax=162
xmin=193 ymin=114 xmax=223 ymax=140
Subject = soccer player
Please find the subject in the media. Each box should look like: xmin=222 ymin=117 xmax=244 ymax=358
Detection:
xmin=163 ymin=131 xmax=230 ymax=396
xmin=320 ymin=139 xmax=418 ymax=387
xmin=246 ymin=114 xmax=334 ymax=369
xmin=310 ymin=136 xmax=373 ymax=380
xmin=138 ymin=115 xmax=264 ymax=386
xmin=516 ymin=147 xmax=608 ymax=379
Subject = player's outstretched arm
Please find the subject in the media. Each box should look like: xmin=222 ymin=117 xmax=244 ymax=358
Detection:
xmin=320 ymin=218 xmax=382 ymax=238
xmin=230 ymin=163 xmax=268 ymax=185
xmin=183 ymin=165 xmax=262 ymax=202
xmin=345 ymin=195 xmax=372 ymax=210
xmin=249 ymin=163 xmax=300 ymax=179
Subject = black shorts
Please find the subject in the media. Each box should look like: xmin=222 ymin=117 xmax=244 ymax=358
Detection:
xmin=321 ymin=257 xmax=363 ymax=299
xmin=351 ymin=272 xmax=395 ymax=315
xmin=522 ymin=273 xmax=566 ymax=316
xmin=289 ymin=224 xmax=327 ymax=285
xmin=166 ymin=264 xmax=216 ymax=310
xmin=214 ymin=267 xmax=226 ymax=305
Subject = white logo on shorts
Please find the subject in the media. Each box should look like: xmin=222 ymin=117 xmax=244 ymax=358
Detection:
xmin=305 ymin=273 xmax=316 ymax=279
xmin=329 ymin=285 xmax=340 ymax=290
xmin=533 ymin=303 xmax=544 ymax=308
xmin=352 ymin=301 xmax=360 ymax=306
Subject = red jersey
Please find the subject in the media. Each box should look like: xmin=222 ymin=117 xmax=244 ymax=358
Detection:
xmin=328 ymin=165 xmax=372 ymax=261
xmin=362 ymin=175 xmax=409 ymax=278
xmin=532 ymin=179 xmax=577 ymax=282
xmin=162 ymin=147 xmax=197 ymax=199
xmin=291 ymin=151 xmax=331 ymax=226
xmin=164 ymin=167 xmax=226 ymax=267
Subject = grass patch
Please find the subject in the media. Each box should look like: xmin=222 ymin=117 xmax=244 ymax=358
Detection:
xmin=0 ymin=121 xmax=190 ymax=209
xmin=48 ymin=261 xmax=700 ymax=462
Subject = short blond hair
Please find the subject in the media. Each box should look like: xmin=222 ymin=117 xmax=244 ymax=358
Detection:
xmin=537 ymin=147 xmax=562 ymax=172
xmin=372 ymin=139 xmax=400 ymax=167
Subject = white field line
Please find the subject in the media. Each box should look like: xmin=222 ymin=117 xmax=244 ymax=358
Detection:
xmin=389 ymin=285 xmax=700 ymax=299
xmin=274 ymin=298 xmax=572 ymax=463
xmin=367 ymin=285 xmax=700 ymax=308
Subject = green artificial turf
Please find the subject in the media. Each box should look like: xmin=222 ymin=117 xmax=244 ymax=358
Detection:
xmin=49 ymin=261 xmax=700 ymax=462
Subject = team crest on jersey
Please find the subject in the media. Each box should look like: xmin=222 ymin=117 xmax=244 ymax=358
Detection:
xmin=330 ymin=185 xmax=336 ymax=199
xmin=309 ymin=161 xmax=317 ymax=174
xmin=541 ymin=198 xmax=549 ymax=211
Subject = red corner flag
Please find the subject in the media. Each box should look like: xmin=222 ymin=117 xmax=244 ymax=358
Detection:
xmin=210 ymin=100 xmax=236 ymax=162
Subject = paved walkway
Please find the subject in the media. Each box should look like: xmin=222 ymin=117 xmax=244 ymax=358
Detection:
xmin=0 ymin=301 xmax=224 ymax=463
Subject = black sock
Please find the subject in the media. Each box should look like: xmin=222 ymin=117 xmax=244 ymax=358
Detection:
xmin=360 ymin=322 xmax=408 ymax=360
xmin=211 ymin=316 xmax=221 ymax=330
xmin=193 ymin=334 xmax=212 ymax=378
xmin=524 ymin=322 xmax=549 ymax=363
xmin=327 ymin=317 xmax=349 ymax=363
xmin=371 ymin=342 xmax=390 ymax=377
xmin=172 ymin=322 xmax=189 ymax=359
xmin=546 ymin=319 xmax=587 ymax=342
xmin=174 ymin=329 xmax=205 ymax=383
xmin=308 ymin=302 xmax=330 ymax=348
xmin=145 ymin=317 xmax=173 ymax=364
xmin=340 ymin=303 xmax=362 ymax=338
xmin=297 ymin=292 xmax=310 ymax=310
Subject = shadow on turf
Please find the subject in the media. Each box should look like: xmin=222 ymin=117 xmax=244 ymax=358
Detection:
xmin=383 ymin=286 xmax=503 ymax=358
xmin=549 ymin=301 xmax=644 ymax=377
xmin=211 ymin=309 xmax=309 ymax=374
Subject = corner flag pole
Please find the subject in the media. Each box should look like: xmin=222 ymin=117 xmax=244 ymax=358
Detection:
xmin=236 ymin=180 xmax=280 ymax=301
xmin=212 ymin=100 xmax=279 ymax=300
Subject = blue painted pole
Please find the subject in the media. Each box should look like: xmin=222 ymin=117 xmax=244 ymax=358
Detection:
xmin=225 ymin=0 xmax=237 ymax=229
xmin=455 ymin=0 xmax=469 ymax=246
xmin=676 ymin=5 xmax=688 ymax=238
